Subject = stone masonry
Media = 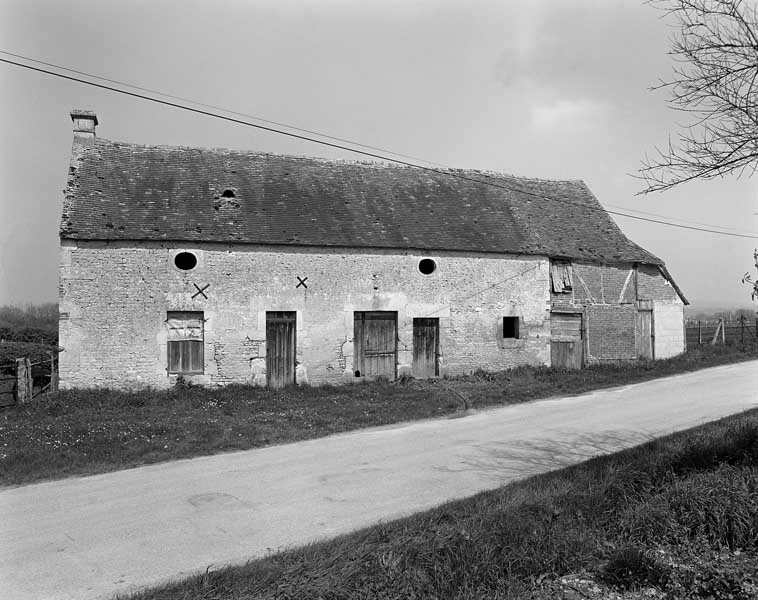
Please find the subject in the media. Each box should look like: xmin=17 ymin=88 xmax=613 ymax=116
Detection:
xmin=58 ymin=111 xmax=689 ymax=388
xmin=59 ymin=241 xmax=551 ymax=389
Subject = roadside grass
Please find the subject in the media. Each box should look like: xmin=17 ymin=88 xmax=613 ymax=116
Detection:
xmin=0 ymin=343 xmax=755 ymax=487
xmin=121 ymin=409 xmax=758 ymax=600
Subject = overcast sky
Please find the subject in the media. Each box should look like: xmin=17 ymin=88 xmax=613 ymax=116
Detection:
xmin=1 ymin=0 xmax=756 ymax=310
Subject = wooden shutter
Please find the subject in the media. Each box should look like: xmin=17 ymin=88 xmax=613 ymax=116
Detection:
xmin=550 ymin=262 xmax=573 ymax=293
xmin=167 ymin=312 xmax=204 ymax=374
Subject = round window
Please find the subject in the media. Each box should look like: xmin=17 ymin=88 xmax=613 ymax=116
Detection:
xmin=174 ymin=252 xmax=198 ymax=270
xmin=418 ymin=258 xmax=437 ymax=275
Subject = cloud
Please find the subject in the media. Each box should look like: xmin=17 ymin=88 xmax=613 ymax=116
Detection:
xmin=494 ymin=1 xmax=667 ymax=109
xmin=530 ymin=98 xmax=605 ymax=132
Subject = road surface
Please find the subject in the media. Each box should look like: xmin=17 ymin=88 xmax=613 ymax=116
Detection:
xmin=1 ymin=360 xmax=756 ymax=599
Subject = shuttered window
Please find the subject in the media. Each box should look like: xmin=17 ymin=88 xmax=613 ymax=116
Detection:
xmin=167 ymin=311 xmax=204 ymax=374
xmin=551 ymin=261 xmax=573 ymax=293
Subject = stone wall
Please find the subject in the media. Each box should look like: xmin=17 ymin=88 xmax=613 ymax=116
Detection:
xmin=59 ymin=241 xmax=551 ymax=388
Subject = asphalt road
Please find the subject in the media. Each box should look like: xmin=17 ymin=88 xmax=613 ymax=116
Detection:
xmin=1 ymin=360 xmax=756 ymax=600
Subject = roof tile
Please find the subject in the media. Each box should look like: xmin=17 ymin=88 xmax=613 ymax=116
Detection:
xmin=61 ymin=139 xmax=662 ymax=264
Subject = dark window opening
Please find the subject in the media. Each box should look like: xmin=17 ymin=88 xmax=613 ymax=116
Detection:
xmin=167 ymin=311 xmax=204 ymax=374
xmin=174 ymin=252 xmax=198 ymax=270
xmin=503 ymin=317 xmax=520 ymax=339
xmin=221 ymin=189 xmax=236 ymax=198
xmin=418 ymin=258 xmax=436 ymax=275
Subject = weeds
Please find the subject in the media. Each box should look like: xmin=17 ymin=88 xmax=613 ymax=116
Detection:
xmin=1 ymin=343 xmax=755 ymax=487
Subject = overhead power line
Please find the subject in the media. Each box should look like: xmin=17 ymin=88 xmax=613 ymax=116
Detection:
xmin=604 ymin=203 xmax=753 ymax=234
xmin=2 ymin=52 xmax=757 ymax=240
xmin=0 ymin=50 xmax=446 ymax=169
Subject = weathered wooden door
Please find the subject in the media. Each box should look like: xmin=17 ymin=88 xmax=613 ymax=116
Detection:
xmin=551 ymin=312 xmax=583 ymax=369
xmin=266 ymin=311 xmax=296 ymax=388
xmin=354 ymin=311 xmax=397 ymax=380
xmin=412 ymin=318 xmax=439 ymax=378
xmin=636 ymin=309 xmax=653 ymax=360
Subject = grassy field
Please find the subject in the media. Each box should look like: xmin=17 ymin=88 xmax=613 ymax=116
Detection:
xmin=121 ymin=408 xmax=758 ymax=600
xmin=0 ymin=343 xmax=755 ymax=487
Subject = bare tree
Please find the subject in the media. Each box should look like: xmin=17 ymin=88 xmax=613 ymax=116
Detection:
xmin=639 ymin=0 xmax=758 ymax=193
xmin=742 ymin=248 xmax=758 ymax=300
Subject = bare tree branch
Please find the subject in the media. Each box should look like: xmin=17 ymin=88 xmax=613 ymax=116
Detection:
xmin=638 ymin=0 xmax=758 ymax=193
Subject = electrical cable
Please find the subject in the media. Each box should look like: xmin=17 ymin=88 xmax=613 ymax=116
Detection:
xmin=2 ymin=53 xmax=756 ymax=240
xmin=0 ymin=50 xmax=446 ymax=169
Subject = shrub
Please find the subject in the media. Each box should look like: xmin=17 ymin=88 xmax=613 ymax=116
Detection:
xmin=601 ymin=545 xmax=668 ymax=588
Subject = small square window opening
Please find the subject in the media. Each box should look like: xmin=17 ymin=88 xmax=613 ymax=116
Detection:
xmin=503 ymin=317 xmax=520 ymax=339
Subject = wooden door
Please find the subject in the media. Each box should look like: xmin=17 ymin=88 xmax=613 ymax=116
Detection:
xmin=551 ymin=312 xmax=583 ymax=369
xmin=636 ymin=309 xmax=653 ymax=360
xmin=266 ymin=311 xmax=296 ymax=388
xmin=412 ymin=318 xmax=439 ymax=378
xmin=354 ymin=311 xmax=397 ymax=380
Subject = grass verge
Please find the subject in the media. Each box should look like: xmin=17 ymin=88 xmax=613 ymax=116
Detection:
xmin=121 ymin=408 xmax=758 ymax=600
xmin=1 ymin=343 xmax=755 ymax=487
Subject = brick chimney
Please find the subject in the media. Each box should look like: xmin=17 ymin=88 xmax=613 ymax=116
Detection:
xmin=70 ymin=110 xmax=98 ymax=143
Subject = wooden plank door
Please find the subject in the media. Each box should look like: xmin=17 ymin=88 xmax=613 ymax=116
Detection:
xmin=266 ymin=311 xmax=296 ymax=388
xmin=412 ymin=318 xmax=439 ymax=378
xmin=636 ymin=309 xmax=653 ymax=360
xmin=551 ymin=312 xmax=583 ymax=369
xmin=354 ymin=311 xmax=397 ymax=380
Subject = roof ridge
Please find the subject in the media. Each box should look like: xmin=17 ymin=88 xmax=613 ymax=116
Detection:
xmin=95 ymin=137 xmax=581 ymax=183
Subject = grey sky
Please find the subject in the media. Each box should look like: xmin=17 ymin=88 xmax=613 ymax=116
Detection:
xmin=1 ymin=0 xmax=756 ymax=309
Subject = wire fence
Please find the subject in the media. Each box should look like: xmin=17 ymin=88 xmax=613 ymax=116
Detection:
xmin=685 ymin=316 xmax=757 ymax=348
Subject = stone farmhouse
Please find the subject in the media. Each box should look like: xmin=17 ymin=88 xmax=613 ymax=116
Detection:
xmin=59 ymin=110 xmax=688 ymax=389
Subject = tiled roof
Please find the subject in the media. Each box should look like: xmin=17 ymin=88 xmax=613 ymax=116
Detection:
xmin=61 ymin=138 xmax=663 ymax=264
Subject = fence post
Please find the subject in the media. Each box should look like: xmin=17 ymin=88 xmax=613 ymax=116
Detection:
xmin=710 ymin=320 xmax=722 ymax=345
xmin=48 ymin=351 xmax=59 ymax=393
xmin=740 ymin=315 xmax=745 ymax=345
xmin=16 ymin=358 xmax=32 ymax=404
xmin=721 ymin=318 xmax=726 ymax=344
xmin=698 ymin=320 xmax=702 ymax=345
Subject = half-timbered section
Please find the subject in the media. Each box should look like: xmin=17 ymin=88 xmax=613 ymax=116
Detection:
xmin=58 ymin=110 xmax=687 ymax=389
xmin=549 ymin=261 xmax=687 ymax=366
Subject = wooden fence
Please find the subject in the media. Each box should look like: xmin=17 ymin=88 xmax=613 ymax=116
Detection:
xmin=685 ymin=316 xmax=757 ymax=348
xmin=0 ymin=351 xmax=59 ymax=406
